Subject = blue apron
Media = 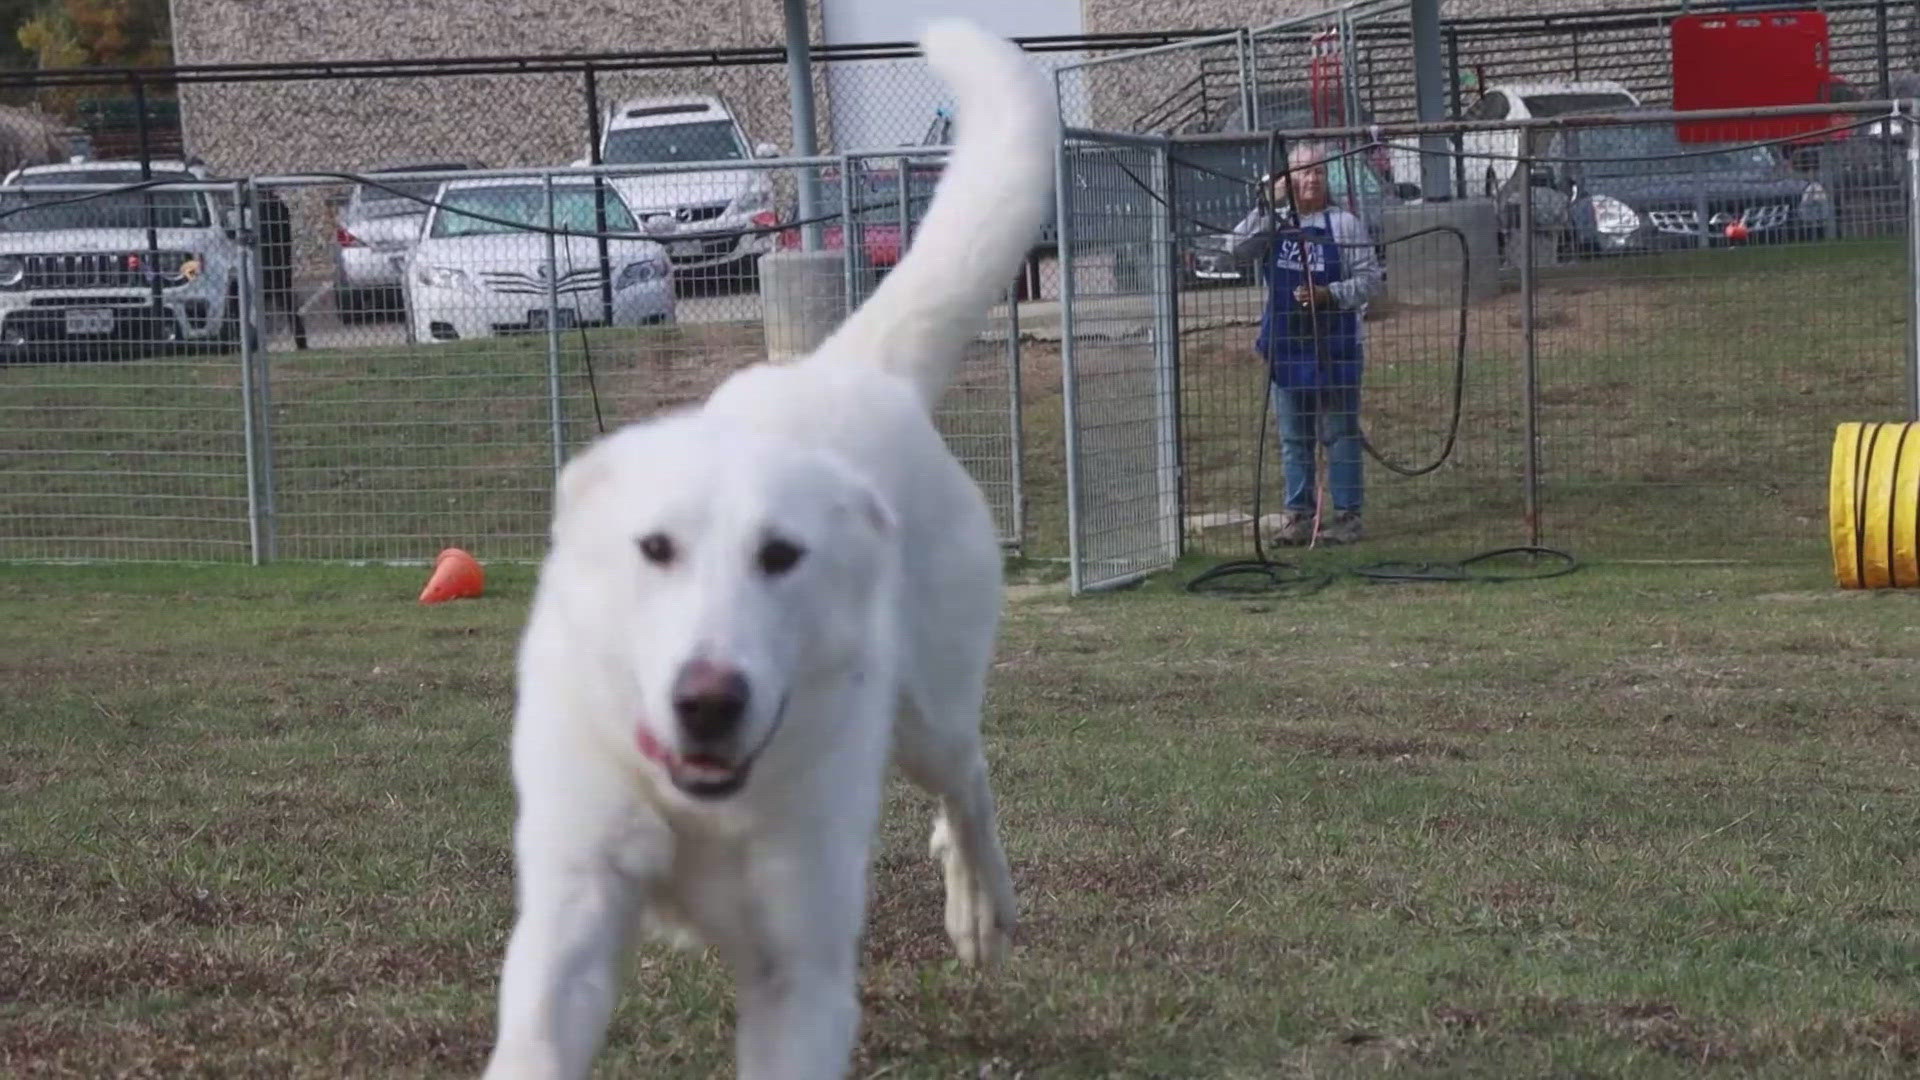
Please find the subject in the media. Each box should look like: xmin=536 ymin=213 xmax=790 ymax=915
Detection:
xmin=1255 ymin=220 xmax=1362 ymax=392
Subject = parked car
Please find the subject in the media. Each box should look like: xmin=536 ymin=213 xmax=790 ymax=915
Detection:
xmin=0 ymin=157 xmax=255 ymax=358
xmin=585 ymin=94 xmax=779 ymax=286
xmin=1531 ymin=119 xmax=1831 ymax=257
xmin=1778 ymin=72 xmax=1919 ymax=239
xmin=912 ymin=105 xmax=1055 ymax=298
xmin=333 ymin=161 xmax=480 ymax=323
xmin=772 ymin=163 xmax=943 ymax=280
xmin=1456 ymin=80 xmax=1642 ymax=198
xmin=404 ymin=177 xmax=674 ymax=344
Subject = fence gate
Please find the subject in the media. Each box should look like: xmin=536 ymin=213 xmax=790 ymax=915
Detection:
xmin=1058 ymin=132 xmax=1183 ymax=592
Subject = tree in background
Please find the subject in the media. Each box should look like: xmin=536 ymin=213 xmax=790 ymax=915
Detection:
xmin=12 ymin=0 xmax=172 ymax=128
xmin=18 ymin=0 xmax=170 ymax=68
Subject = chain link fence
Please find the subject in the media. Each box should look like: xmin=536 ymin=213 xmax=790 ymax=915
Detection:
xmin=0 ymin=151 xmax=1029 ymax=563
xmin=1058 ymin=101 xmax=1918 ymax=593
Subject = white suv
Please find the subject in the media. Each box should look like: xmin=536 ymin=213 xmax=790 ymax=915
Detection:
xmin=0 ymin=158 xmax=248 ymax=357
xmin=1453 ymin=81 xmax=1644 ymax=198
xmin=585 ymin=94 xmax=779 ymax=283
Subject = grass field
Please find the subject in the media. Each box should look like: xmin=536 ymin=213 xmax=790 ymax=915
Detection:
xmin=5 ymin=555 xmax=1920 ymax=1077
xmin=3 ymin=233 xmax=1920 ymax=1074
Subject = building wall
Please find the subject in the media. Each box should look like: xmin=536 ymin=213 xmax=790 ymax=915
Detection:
xmin=171 ymin=0 xmax=836 ymax=286
xmin=171 ymin=0 xmax=829 ymax=176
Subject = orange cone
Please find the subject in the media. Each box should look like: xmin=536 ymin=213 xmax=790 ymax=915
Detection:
xmin=419 ymin=547 xmax=485 ymax=604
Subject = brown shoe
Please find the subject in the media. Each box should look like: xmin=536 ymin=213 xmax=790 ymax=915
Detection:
xmin=1269 ymin=510 xmax=1313 ymax=547
xmin=1319 ymin=511 xmax=1364 ymax=545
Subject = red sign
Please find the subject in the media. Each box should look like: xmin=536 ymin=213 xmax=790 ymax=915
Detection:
xmin=1671 ymin=10 xmax=1839 ymax=142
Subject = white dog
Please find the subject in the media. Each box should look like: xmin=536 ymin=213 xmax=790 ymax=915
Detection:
xmin=480 ymin=19 xmax=1060 ymax=1080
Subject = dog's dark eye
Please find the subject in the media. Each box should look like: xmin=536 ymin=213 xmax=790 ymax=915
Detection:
xmin=638 ymin=532 xmax=676 ymax=567
xmin=758 ymin=538 xmax=804 ymax=576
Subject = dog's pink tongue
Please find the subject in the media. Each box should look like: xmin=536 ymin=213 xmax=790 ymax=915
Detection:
xmin=636 ymin=728 xmax=673 ymax=767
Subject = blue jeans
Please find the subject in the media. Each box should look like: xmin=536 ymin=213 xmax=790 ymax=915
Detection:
xmin=1271 ymin=382 xmax=1363 ymax=514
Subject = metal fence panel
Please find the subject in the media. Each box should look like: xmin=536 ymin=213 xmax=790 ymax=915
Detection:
xmin=1061 ymin=102 xmax=1919 ymax=590
xmin=1054 ymin=31 xmax=1252 ymax=142
xmin=0 ymin=152 xmax=1027 ymax=564
xmin=0 ymin=179 xmax=257 ymax=562
xmin=1059 ymin=135 xmax=1182 ymax=592
xmin=1523 ymin=110 xmax=1915 ymax=560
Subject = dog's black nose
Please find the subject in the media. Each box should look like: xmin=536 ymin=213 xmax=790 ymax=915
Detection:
xmin=672 ymin=660 xmax=749 ymax=742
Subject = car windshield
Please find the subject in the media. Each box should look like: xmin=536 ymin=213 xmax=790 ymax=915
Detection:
xmin=0 ymin=169 xmax=209 ymax=231
xmin=430 ymin=185 xmax=640 ymax=238
xmin=1565 ymin=127 xmax=1779 ymax=178
xmin=355 ymin=176 xmax=456 ymax=217
xmin=1521 ymin=92 xmax=1636 ymax=118
xmin=603 ymin=120 xmax=744 ymax=165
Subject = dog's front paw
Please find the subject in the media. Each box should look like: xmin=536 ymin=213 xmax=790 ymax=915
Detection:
xmin=949 ymin=884 xmax=1014 ymax=968
xmin=931 ymin=816 xmax=1015 ymax=967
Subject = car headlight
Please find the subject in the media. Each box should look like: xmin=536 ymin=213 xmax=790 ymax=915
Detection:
xmin=0 ymin=255 xmax=23 ymax=288
xmin=728 ymin=187 xmax=770 ymax=215
xmin=1589 ymin=195 xmax=1641 ymax=236
xmin=615 ymin=256 xmax=669 ymax=289
xmin=415 ymin=264 xmax=472 ymax=291
xmin=1801 ymin=181 xmax=1831 ymax=214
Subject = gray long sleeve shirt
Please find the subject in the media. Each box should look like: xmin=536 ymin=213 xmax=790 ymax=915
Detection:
xmin=1224 ymin=204 xmax=1384 ymax=313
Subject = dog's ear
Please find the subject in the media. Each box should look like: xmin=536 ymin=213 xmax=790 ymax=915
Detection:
xmin=851 ymin=480 xmax=897 ymax=538
xmin=552 ymin=440 xmax=613 ymax=532
xmin=818 ymin=456 xmax=895 ymax=538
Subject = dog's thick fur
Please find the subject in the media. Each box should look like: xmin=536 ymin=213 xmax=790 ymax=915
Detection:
xmin=481 ymin=20 xmax=1059 ymax=1080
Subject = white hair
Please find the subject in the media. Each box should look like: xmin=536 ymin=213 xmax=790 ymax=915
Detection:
xmin=1286 ymin=141 xmax=1334 ymax=170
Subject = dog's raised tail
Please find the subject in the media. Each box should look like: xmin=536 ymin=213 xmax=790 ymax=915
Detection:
xmin=812 ymin=20 xmax=1060 ymax=407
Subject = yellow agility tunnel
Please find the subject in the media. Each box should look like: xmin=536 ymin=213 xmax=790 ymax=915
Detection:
xmin=1831 ymin=421 xmax=1920 ymax=589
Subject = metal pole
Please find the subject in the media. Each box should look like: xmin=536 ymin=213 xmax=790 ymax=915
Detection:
xmin=233 ymin=180 xmax=263 ymax=566
xmin=543 ymin=173 xmax=565 ymax=477
xmin=1237 ymin=28 xmax=1258 ymax=131
xmin=1005 ymin=279 xmax=1025 ymax=551
xmin=583 ymin=65 xmax=615 ymax=322
xmin=1447 ymin=26 xmax=1465 ymax=200
xmin=1878 ymin=0 xmax=1893 ymax=102
xmin=1519 ymin=150 xmax=1541 ymax=547
xmin=244 ymin=178 xmax=278 ymax=561
xmin=132 ymin=74 xmax=164 ymax=342
xmin=1054 ymin=83 xmax=1086 ymax=594
xmin=1906 ymin=109 xmax=1919 ymax=418
xmin=896 ymin=153 xmax=910 ymax=255
xmin=839 ymin=154 xmax=857 ymax=314
xmin=1411 ymin=0 xmax=1451 ymax=198
xmin=1149 ymin=143 xmax=1182 ymax=561
xmin=784 ymin=0 xmax=822 ymax=251
xmin=1339 ymin=10 xmax=1362 ymax=130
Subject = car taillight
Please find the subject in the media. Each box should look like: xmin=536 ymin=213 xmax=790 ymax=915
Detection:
xmin=336 ymin=227 xmax=363 ymax=248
